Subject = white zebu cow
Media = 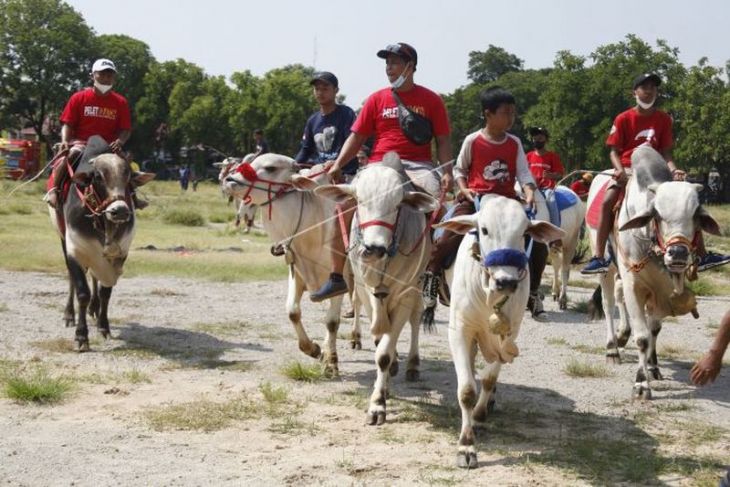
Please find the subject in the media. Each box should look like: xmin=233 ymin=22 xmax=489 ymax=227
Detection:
xmin=436 ymin=194 xmax=563 ymax=468
xmin=600 ymin=146 xmax=720 ymax=399
xmin=547 ymin=187 xmax=586 ymax=310
xmin=215 ymin=155 xmax=258 ymax=232
xmin=224 ymin=154 xmax=343 ymax=375
xmin=316 ymin=154 xmax=439 ymax=425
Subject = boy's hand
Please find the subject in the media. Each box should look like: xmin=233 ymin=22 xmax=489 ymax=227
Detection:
xmin=613 ymin=168 xmax=628 ymax=185
xmin=672 ymin=168 xmax=686 ymax=181
xmin=440 ymin=172 xmax=454 ymax=193
xmin=458 ymin=187 xmax=475 ymax=202
xmin=690 ymin=351 xmax=723 ymax=386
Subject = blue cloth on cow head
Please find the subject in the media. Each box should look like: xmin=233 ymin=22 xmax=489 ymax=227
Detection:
xmin=483 ymin=248 xmax=529 ymax=270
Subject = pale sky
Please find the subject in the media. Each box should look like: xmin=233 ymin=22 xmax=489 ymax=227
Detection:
xmin=69 ymin=0 xmax=729 ymax=107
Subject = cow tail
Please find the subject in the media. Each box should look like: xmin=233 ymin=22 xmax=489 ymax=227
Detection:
xmin=588 ymin=285 xmax=605 ymax=320
xmin=421 ymin=306 xmax=436 ymax=333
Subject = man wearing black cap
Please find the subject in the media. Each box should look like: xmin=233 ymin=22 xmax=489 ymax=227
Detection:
xmin=310 ymin=42 xmax=453 ymax=302
xmin=582 ymin=72 xmax=730 ymax=274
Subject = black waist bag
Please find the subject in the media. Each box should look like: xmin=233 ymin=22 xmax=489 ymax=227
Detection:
xmin=391 ymin=89 xmax=433 ymax=146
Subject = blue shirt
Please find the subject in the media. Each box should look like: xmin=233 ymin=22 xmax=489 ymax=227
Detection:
xmin=294 ymin=104 xmax=358 ymax=175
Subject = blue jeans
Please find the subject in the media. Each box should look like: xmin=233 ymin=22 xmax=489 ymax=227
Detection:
xmin=542 ymin=189 xmax=560 ymax=227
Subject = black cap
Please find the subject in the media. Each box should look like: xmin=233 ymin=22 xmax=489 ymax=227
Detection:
xmin=377 ymin=42 xmax=418 ymax=65
xmin=310 ymin=71 xmax=338 ymax=88
xmin=529 ymin=126 xmax=549 ymax=138
xmin=633 ymin=72 xmax=661 ymax=89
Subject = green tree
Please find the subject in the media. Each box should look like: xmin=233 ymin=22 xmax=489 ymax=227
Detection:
xmin=467 ymin=45 xmax=524 ymax=84
xmin=0 ymin=0 xmax=95 ymax=147
xmin=228 ymin=70 xmax=264 ymax=154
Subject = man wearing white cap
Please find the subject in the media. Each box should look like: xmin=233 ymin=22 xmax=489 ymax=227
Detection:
xmin=45 ymin=58 xmax=133 ymax=208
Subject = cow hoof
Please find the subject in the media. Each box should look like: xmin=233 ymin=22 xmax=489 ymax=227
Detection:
xmin=99 ymin=328 xmax=111 ymax=339
xmin=76 ymin=340 xmax=90 ymax=352
xmin=405 ymin=369 xmax=419 ymax=382
xmin=632 ymin=385 xmax=652 ymax=401
xmin=324 ymin=363 xmax=339 ymax=378
xmin=649 ymin=367 xmax=663 ymax=381
xmin=559 ymin=300 xmax=568 ymax=311
xmin=366 ymin=411 xmax=386 ymax=426
xmin=351 ymin=339 xmax=362 ymax=350
xmin=456 ymin=451 xmax=478 ymax=469
xmin=389 ymin=360 xmax=399 ymax=377
xmin=617 ymin=333 xmax=631 ymax=348
xmin=308 ymin=343 xmax=322 ymax=360
xmin=606 ymin=353 xmax=621 ymax=365
xmin=552 ymin=293 xmax=558 ymax=302
xmin=64 ymin=318 xmax=74 ymax=328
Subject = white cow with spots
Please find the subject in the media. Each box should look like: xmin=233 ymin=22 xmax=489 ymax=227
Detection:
xmin=436 ymin=194 xmax=563 ymax=468
xmin=316 ymin=153 xmax=439 ymax=425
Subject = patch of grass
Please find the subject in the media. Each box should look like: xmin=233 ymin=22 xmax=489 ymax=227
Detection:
xmin=7 ymin=203 xmax=33 ymax=215
xmin=193 ymin=320 xmax=248 ymax=336
xmin=189 ymin=359 xmax=256 ymax=372
xmin=658 ymin=343 xmax=691 ymax=360
xmin=563 ymin=359 xmax=611 ymax=378
xmin=161 ymin=208 xmax=206 ymax=227
xmin=259 ymin=381 xmax=289 ymax=406
xmin=686 ymin=277 xmax=724 ymax=296
xmin=1 ymin=366 xmax=74 ymax=404
xmin=122 ymin=368 xmax=151 ymax=384
xmin=280 ymin=361 xmax=325 ymax=383
xmin=546 ymin=337 xmax=568 ymax=347
xmin=149 ymin=288 xmax=185 ymax=297
xmin=144 ymin=395 xmax=259 ymax=432
xmin=376 ymin=428 xmax=406 ymax=444
xmin=568 ymin=279 xmax=598 ymax=289
xmin=705 ymin=320 xmax=719 ymax=330
xmin=31 ymin=337 xmax=103 ymax=353
xmin=571 ymin=344 xmax=605 ymax=355
xmin=267 ymin=416 xmax=318 ymax=436
xmin=568 ymin=299 xmax=591 ymax=314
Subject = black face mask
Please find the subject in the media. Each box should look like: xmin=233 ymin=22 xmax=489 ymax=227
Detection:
xmin=534 ymin=141 xmax=546 ymax=150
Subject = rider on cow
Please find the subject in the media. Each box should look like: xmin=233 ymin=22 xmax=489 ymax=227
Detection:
xmin=312 ymin=42 xmax=454 ymax=302
xmin=581 ymin=72 xmax=730 ymax=274
xmin=526 ymin=126 xmax=564 ymax=237
xmin=44 ymin=59 xmax=144 ymax=209
xmin=421 ymin=87 xmax=541 ymax=326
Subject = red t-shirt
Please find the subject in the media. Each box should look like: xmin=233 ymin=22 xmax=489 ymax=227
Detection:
xmin=466 ymin=132 xmax=519 ymax=198
xmin=351 ymin=85 xmax=450 ymax=163
xmin=526 ymin=150 xmax=564 ymax=189
xmin=570 ymin=180 xmax=590 ymax=198
xmin=606 ymin=108 xmax=673 ymax=167
xmin=59 ymin=88 xmax=132 ymax=144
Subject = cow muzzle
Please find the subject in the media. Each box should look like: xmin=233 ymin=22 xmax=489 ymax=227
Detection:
xmin=105 ymin=200 xmax=131 ymax=223
xmin=664 ymin=244 xmax=690 ymax=273
xmin=494 ymin=277 xmax=520 ymax=293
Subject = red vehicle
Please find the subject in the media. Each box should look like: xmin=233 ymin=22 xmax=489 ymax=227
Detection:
xmin=0 ymin=138 xmax=40 ymax=180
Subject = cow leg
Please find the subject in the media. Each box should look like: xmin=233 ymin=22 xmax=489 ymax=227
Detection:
xmin=615 ymin=277 xmax=632 ymax=347
xmin=601 ymin=271 xmax=621 ymax=364
xmin=405 ymin=305 xmax=421 ymax=382
xmin=474 ymin=364 xmax=500 ymax=426
xmin=96 ymin=285 xmax=112 ymax=339
xmin=647 ymin=318 xmax=663 ymax=380
xmin=624 ymin=287 xmax=651 ymax=400
xmin=367 ymin=332 xmax=395 ymax=426
xmin=60 ymin=240 xmax=75 ymax=327
xmin=89 ymin=277 xmax=100 ymax=319
xmin=66 ymin=256 xmax=91 ymax=351
xmin=559 ymin=251 xmax=570 ymax=311
xmin=449 ymin=322 xmax=478 ymax=468
xmin=287 ymin=273 xmax=321 ymax=360
xmin=322 ymin=294 xmax=344 ymax=377
xmin=550 ymin=247 xmax=560 ymax=302
xmin=350 ymin=292 xmax=362 ymax=350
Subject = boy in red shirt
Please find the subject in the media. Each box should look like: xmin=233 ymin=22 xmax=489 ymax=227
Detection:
xmin=582 ymin=73 xmax=730 ymax=274
xmin=526 ymin=126 xmax=564 ymax=228
xmin=45 ymin=58 xmax=133 ymax=208
xmin=570 ymin=173 xmax=593 ymax=200
xmin=421 ymin=87 xmax=539 ymax=324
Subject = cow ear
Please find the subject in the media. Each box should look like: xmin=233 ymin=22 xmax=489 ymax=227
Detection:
xmin=526 ymin=221 xmax=565 ymax=244
xmin=619 ymin=205 xmax=655 ymax=231
xmin=647 ymin=183 xmax=660 ymax=194
xmin=696 ymin=206 xmax=721 ymax=236
xmin=314 ymin=184 xmax=355 ymax=204
xmin=402 ymin=191 xmax=440 ymax=213
xmin=692 ymin=183 xmax=704 ymax=193
xmin=72 ymin=171 xmax=92 ymax=186
xmin=132 ymin=172 xmax=156 ymax=187
xmin=291 ymin=175 xmax=318 ymax=191
xmin=433 ymin=214 xmax=478 ymax=235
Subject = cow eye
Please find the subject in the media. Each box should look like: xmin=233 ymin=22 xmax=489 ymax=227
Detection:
xmin=263 ymin=166 xmax=276 ymax=173
xmin=480 ymin=227 xmax=488 ymax=236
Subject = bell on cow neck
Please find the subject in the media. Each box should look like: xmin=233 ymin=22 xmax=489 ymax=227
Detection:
xmin=488 ymin=311 xmax=511 ymax=336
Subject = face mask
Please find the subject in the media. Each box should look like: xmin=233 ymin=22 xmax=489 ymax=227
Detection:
xmin=534 ymin=141 xmax=546 ymax=150
xmin=390 ymin=63 xmax=411 ymax=89
xmin=636 ymin=95 xmax=655 ymax=110
xmin=94 ymin=81 xmax=113 ymax=94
